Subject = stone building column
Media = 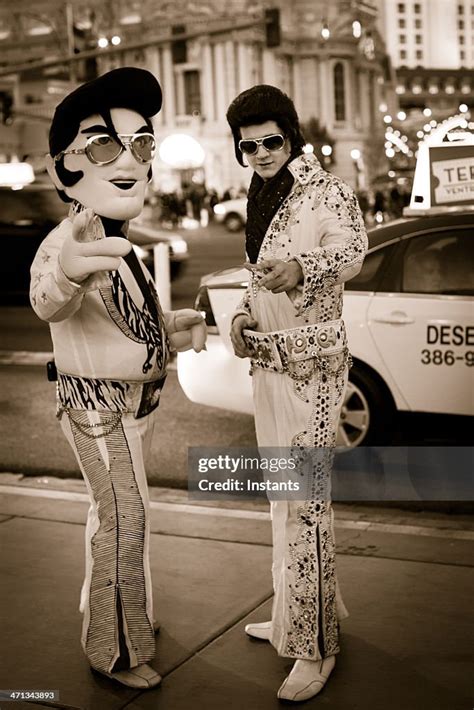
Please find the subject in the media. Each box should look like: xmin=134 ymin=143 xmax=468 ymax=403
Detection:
xmin=224 ymin=40 xmax=237 ymax=105
xmin=201 ymin=40 xmax=215 ymax=123
xmin=145 ymin=46 xmax=163 ymax=126
xmin=162 ymin=44 xmax=176 ymax=126
xmin=214 ymin=42 xmax=227 ymax=121
xmin=262 ymin=48 xmax=277 ymax=85
xmin=237 ymin=43 xmax=251 ymax=92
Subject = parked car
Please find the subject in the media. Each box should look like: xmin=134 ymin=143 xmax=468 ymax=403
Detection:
xmin=213 ymin=197 xmax=247 ymax=232
xmin=0 ymin=183 xmax=188 ymax=302
xmin=178 ymin=210 xmax=474 ymax=447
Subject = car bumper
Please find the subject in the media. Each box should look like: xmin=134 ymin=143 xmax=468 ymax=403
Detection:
xmin=177 ymin=334 xmax=254 ymax=415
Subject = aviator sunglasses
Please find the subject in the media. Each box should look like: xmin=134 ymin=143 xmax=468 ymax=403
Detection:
xmin=54 ymin=132 xmax=156 ymax=166
xmin=238 ymin=133 xmax=286 ymax=156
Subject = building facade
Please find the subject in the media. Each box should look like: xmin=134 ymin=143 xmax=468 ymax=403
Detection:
xmin=376 ymin=0 xmax=474 ymax=114
xmin=0 ymin=0 xmax=394 ymax=191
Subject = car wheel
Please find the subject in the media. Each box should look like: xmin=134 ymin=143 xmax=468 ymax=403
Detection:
xmin=224 ymin=213 xmax=244 ymax=232
xmin=337 ymin=366 xmax=393 ymax=447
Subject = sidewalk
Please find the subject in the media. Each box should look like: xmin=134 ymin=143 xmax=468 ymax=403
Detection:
xmin=0 ymin=478 xmax=472 ymax=710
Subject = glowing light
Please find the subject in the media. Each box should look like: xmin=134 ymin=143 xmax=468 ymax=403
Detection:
xmin=159 ymin=133 xmax=205 ymax=169
xmin=397 ymin=111 xmax=407 ymax=120
xmin=423 ymin=124 xmax=432 ymax=132
xmin=461 ymin=85 xmax=471 ymax=94
xmin=384 ymin=141 xmax=392 ymax=149
xmin=303 ymin=143 xmax=314 ymax=154
xmin=459 ymin=103 xmax=468 ymax=113
xmin=388 ymin=170 xmax=396 ymax=178
xmin=379 ymin=102 xmax=388 ymax=112
xmin=428 ymin=85 xmax=439 ymax=94
xmin=321 ymin=144 xmax=333 ymax=156
xmin=445 ymin=85 xmax=455 ymax=94
xmin=97 ymin=37 xmax=109 ymax=48
xmin=412 ymin=85 xmax=422 ymax=94
xmin=111 ymin=35 xmax=121 ymax=46
xmin=0 ymin=162 xmax=35 ymax=186
xmin=321 ymin=23 xmax=330 ymax=40
xmin=460 ymin=119 xmax=468 ymax=128
xmin=350 ymin=149 xmax=361 ymax=160
xmin=383 ymin=114 xmax=392 ymax=124
xmin=352 ymin=20 xmax=362 ymax=38
xmin=385 ymin=148 xmax=395 ymax=158
xmin=423 ymin=107 xmax=432 ymax=117
xmin=395 ymin=85 xmax=405 ymax=95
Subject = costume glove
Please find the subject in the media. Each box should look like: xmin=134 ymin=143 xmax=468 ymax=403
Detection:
xmin=165 ymin=308 xmax=207 ymax=353
xmin=59 ymin=208 xmax=131 ymax=284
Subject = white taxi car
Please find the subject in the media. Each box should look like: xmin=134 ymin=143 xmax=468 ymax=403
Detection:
xmin=178 ymin=210 xmax=473 ymax=446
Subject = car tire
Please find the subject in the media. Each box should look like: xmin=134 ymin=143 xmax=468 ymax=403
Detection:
xmin=224 ymin=213 xmax=244 ymax=232
xmin=337 ymin=365 xmax=394 ymax=447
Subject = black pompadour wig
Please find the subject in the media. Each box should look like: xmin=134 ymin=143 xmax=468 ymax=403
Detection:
xmin=226 ymin=84 xmax=305 ymax=167
xmin=49 ymin=67 xmax=162 ymax=202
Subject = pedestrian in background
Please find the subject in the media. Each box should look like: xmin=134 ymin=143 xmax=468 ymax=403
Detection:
xmin=227 ymin=85 xmax=367 ymax=702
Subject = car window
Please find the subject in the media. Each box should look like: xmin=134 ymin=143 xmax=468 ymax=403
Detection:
xmin=347 ymin=244 xmax=396 ymax=291
xmin=402 ymin=230 xmax=474 ymax=296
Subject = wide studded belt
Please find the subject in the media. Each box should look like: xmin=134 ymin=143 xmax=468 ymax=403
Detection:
xmin=242 ymin=320 xmax=350 ymax=379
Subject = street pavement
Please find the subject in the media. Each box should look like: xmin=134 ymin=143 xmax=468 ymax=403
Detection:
xmin=0 ymin=476 xmax=473 ymax=710
xmin=0 ymin=364 xmax=257 ymax=487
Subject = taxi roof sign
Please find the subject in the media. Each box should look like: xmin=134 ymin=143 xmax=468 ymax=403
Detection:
xmin=407 ymin=115 xmax=474 ymax=214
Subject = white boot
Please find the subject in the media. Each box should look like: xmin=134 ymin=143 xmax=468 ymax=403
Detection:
xmin=94 ymin=663 xmax=162 ymax=689
xmin=277 ymin=655 xmax=336 ymax=702
xmin=244 ymin=620 xmax=272 ymax=640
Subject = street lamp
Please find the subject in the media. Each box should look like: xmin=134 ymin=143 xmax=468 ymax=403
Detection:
xmin=159 ymin=133 xmax=205 ymax=170
xmin=350 ymin=149 xmax=364 ymax=190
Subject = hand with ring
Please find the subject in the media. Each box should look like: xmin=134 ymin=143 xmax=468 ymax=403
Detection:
xmin=246 ymin=258 xmax=303 ymax=294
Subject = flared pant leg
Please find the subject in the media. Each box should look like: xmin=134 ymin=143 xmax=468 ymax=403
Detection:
xmin=60 ymin=408 xmax=156 ymax=673
xmin=253 ymin=364 xmax=349 ymax=660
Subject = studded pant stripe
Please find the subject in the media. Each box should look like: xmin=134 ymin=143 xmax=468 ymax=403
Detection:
xmin=254 ymin=363 xmax=348 ymax=661
xmin=68 ymin=410 xmax=154 ymax=673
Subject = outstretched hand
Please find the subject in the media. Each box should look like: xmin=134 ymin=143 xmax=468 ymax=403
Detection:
xmin=60 ymin=208 xmax=132 ymax=283
xmin=167 ymin=308 xmax=207 ymax=353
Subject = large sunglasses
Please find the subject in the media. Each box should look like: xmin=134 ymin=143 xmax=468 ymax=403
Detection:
xmin=238 ymin=133 xmax=286 ymax=155
xmin=55 ymin=132 xmax=156 ymax=166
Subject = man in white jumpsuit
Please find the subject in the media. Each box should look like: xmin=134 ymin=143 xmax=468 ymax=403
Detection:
xmin=30 ymin=68 xmax=205 ymax=689
xmin=227 ymin=85 xmax=367 ymax=702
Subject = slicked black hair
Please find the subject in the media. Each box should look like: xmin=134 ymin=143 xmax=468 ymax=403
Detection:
xmin=226 ymin=85 xmax=305 ymax=167
xmin=49 ymin=67 xmax=162 ymax=202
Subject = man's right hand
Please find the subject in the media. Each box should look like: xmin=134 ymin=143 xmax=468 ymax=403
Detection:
xmin=59 ymin=208 xmax=131 ymax=283
xmin=230 ymin=313 xmax=258 ymax=358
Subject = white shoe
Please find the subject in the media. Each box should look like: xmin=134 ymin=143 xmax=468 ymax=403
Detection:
xmin=277 ymin=656 xmax=336 ymax=702
xmin=244 ymin=620 xmax=272 ymax=640
xmin=94 ymin=663 xmax=162 ymax=689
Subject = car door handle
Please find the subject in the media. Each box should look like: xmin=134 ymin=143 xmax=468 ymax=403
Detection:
xmin=373 ymin=311 xmax=415 ymax=325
